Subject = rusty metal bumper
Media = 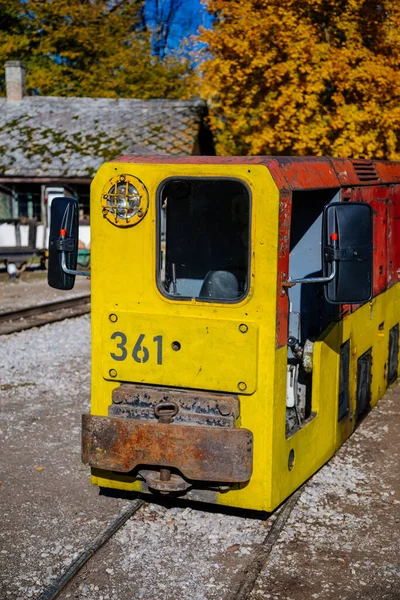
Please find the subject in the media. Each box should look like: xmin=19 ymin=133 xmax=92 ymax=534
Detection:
xmin=82 ymin=414 xmax=253 ymax=483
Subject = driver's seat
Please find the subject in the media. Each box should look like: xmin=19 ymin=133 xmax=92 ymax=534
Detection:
xmin=199 ymin=270 xmax=240 ymax=299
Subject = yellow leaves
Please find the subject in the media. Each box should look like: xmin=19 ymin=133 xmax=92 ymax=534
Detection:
xmin=200 ymin=0 xmax=400 ymax=159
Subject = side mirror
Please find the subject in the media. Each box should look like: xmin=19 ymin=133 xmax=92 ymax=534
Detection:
xmin=48 ymin=197 xmax=79 ymax=290
xmin=323 ymin=202 xmax=373 ymax=304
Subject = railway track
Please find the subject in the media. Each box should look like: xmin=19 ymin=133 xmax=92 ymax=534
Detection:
xmin=0 ymin=294 xmax=91 ymax=335
xmin=1 ymin=300 xmax=396 ymax=598
xmin=0 ymin=297 xmax=302 ymax=598
xmin=37 ymin=499 xmax=145 ymax=600
xmin=36 ymin=491 xmax=301 ymax=600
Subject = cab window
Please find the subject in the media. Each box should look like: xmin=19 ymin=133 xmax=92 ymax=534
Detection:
xmin=158 ymin=178 xmax=250 ymax=302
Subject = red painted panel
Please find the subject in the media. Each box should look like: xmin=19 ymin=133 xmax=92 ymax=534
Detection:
xmin=387 ymin=185 xmax=400 ymax=287
xmin=371 ymin=195 xmax=388 ymax=297
xmin=322 ymin=158 xmax=400 ymax=187
xmin=276 ymin=189 xmax=291 ymax=348
xmin=274 ymin=157 xmax=340 ymax=190
xmin=265 ymin=159 xmax=292 ymax=191
xmin=330 ymin=158 xmax=362 ymax=186
xmin=115 ymin=155 xmax=400 ymax=188
xmin=377 ymin=162 xmax=400 ymax=184
xmin=351 ymin=186 xmax=388 ymax=299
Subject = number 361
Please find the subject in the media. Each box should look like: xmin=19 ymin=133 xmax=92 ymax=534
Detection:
xmin=110 ymin=332 xmax=163 ymax=365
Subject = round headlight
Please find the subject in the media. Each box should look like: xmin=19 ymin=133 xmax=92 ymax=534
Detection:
xmin=102 ymin=175 xmax=149 ymax=227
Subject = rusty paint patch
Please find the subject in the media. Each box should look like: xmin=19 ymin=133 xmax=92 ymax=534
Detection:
xmin=82 ymin=414 xmax=253 ymax=483
xmin=110 ymin=384 xmax=239 ymax=428
xmin=276 ymin=157 xmax=340 ymax=190
xmin=350 ymin=186 xmax=389 ymax=301
xmin=276 ymin=188 xmax=291 ymax=348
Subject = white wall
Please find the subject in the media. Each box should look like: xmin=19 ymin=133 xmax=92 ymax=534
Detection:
xmin=0 ymin=223 xmax=90 ymax=250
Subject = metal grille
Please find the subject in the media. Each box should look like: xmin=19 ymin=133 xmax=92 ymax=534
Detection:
xmin=101 ymin=174 xmax=148 ymax=227
xmin=353 ymin=160 xmax=380 ymax=182
xmin=105 ymin=181 xmax=141 ymax=221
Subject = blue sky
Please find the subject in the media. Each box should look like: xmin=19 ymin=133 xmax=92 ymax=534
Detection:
xmin=145 ymin=0 xmax=212 ymax=55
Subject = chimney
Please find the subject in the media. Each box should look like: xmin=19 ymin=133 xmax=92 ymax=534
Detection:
xmin=5 ymin=61 xmax=26 ymax=101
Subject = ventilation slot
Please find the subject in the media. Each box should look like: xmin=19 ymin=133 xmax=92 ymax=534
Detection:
xmin=353 ymin=161 xmax=380 ymax=182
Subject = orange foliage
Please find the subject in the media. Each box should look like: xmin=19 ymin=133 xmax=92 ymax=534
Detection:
xmin=199 ymin=0 xmax=400 ymax=158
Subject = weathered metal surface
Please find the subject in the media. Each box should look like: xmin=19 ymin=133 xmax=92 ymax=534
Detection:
xmin=276 ymin=188 xmax=291 ymax=348
xmin=275 ymin=157 xmax=340 ymax=190
xmin=332 ymin=158 xmax=400 ymax=186
xmin=114 ymin=155 xmax=266 ymax=165
xmin=331 ymin=158 xmax=376 ymax=186
xmin=110 ymin=384 xmax=239 ymax=428
xmin=377 ymin=160 xmax=400 ymax=183
xmin=387 ymin=185 xmax=400 ymax=287
xmin=273 ymin=160 xmax=400 ymax=349
xmin=153 ymin=402 xmax=179 ymax=423
xmin=115 ymin=155 xmax=400 ymax=186
xmin=140 ymin=470 xmax=192 ymax=493
xmin=350 ymin=186 xmax=389 ymax=299
xmin=82 ymin=414 xmax=253 ymax=482
xmin=302 ymin=339 xmax=314 ymax=374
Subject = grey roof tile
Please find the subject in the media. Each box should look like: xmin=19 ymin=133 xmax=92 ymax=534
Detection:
xmin=0 ymin=97 xmax=206 ymax=178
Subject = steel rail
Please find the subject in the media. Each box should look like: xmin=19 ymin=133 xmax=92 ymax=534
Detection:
xmin=224 ymin=488 xmax=303 ymax=600
xmin=0 ymin=294 xmax=90 ymax=324
xmin=35 ymin=490 xmax=299 ymax=600
xmin=37 ymin=499 xmax=144 ymax=600
xmin=35 ymin=485 xmax=300 ymax=600
xmin=0 ymin=294 xmax=91 ymax=334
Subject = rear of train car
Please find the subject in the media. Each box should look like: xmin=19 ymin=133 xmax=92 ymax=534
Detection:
xmin=48 ymin=156 xmax=400 ymax=512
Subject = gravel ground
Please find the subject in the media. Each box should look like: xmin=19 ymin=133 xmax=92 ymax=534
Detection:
xmin=0 ymin=306 xmax=399 ymax=600
xmin=60 ymin=500 xmax=276 ymax=600
xmin=0 ymin=312 xmax=277 ymax=600
xmin=249 ymin=386 xmax=400 ymax=600
xmin=0 ymin=316 xmax=130 ymax=600
xmin=57 ymin=383 xmax=400 ymax=600
xmin=0 ymin=271 xmax=90 ymax=312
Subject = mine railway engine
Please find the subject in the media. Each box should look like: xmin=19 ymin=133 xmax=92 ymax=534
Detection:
xmin=48 ymin=156 xmax=400 ymax=512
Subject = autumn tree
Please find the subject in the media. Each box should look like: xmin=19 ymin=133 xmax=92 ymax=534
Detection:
xmin=0 ymin=0 xmax=192 ymax=99
xmin=199 ymin=0 xmax=400 ymax=159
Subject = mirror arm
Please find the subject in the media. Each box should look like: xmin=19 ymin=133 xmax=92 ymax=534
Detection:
xmin=283 ymin=260 xmax=336 ymax=286
xmin=61 ymin=251 xmax=90 ymax=278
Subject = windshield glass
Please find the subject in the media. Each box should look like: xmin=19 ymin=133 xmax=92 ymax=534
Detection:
xmin=158 ymin=178 xmax=250 ymax=302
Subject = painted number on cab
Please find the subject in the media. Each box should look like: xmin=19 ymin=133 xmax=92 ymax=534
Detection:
xmin=110 ymin=332 xmax=163 ymax=365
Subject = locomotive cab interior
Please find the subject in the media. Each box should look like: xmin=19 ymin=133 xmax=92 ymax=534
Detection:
xmin=158 ymin=178 xmax=250 ymax=302
xmin=284 ymin=191 xmax=373 ymax=435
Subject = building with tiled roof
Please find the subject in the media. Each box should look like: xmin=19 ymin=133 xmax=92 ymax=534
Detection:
xmin=0 ymin=61 xmax=213 ymax=228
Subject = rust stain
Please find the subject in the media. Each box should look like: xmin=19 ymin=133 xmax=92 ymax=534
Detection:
xmin=82 ymin=414 xmax=253 ymax=483
xmin=275 ymin=188 xmax=291 ymax=348
xmin=275 ymin=157 xmax=340 ymax=190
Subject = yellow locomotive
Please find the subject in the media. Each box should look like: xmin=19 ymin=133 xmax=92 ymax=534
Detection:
xmin=48 ymin=156 xmax=400 ymax=512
